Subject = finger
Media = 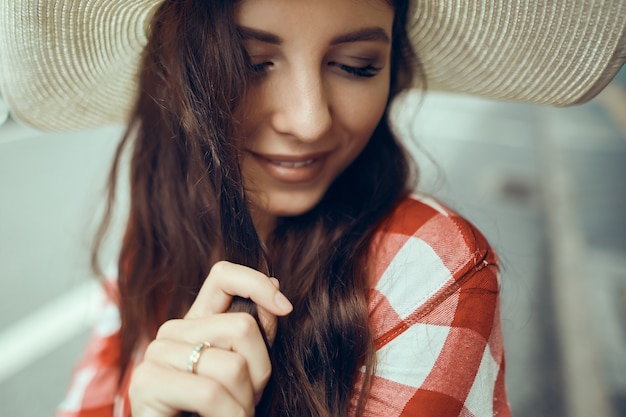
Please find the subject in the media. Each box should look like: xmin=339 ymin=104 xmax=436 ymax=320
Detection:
xmin=144 ymin=338 xmax=254 ymax=407
xmin=257 ymin=278 xmax=280 ymax=345
xmin=156 ymin=313 xmax=272 ymax=397
xmin=130 ymin=361 xmax=253 ymax=417
xmin=185 ymin=261 xmax=292 ymax=319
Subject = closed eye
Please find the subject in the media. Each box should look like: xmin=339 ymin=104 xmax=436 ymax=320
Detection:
xmin=251 ymin=61 xmax=274 ymax=73
xmin=330 ymin=62 xmax=382 ymax=78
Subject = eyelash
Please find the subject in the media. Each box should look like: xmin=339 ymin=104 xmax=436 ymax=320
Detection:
xmin=336 ymin=63 xmax=381 ymax=78
xmin=251 ymin=62 xmax=273 ymax=73
xmin=249 ymin=61 xmax=381 ymax=78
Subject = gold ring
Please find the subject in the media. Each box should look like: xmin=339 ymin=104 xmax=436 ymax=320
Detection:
xmin=187 ymin=341 xmax=211 ymax=374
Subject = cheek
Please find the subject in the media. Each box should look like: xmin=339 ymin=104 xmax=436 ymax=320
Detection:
xmin=236 ymin=87 xmax=264 ymax=137
xmin=339 ymin=79 xmax=390 ymax=143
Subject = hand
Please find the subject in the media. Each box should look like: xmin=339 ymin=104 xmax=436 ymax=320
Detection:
xmin=128 ymin=261 xmax=293 ymax=417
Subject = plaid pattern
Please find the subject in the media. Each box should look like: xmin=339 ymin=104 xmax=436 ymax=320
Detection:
xmin=56 ymin=195 xmax=510 ymax=417
xmin=351 ymin=195 xmax=510 ymax=416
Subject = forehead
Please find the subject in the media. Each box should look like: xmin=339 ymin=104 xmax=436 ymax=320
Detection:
xmin=235 ymin=0 xmax=394 ymax=38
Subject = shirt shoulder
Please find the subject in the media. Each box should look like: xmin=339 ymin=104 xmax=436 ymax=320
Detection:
xmin=357 ymin=195 xmax=509 ymax=417
xmin=366 ymin=194 xmax=500 ymax=347
xmin=369 ymin=194 xmax=497 ymax=286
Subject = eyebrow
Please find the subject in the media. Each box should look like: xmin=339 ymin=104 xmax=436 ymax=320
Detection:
xmin=237 ymin=26 xmax=390 ymax=46
xmin=330 ymin=27 xmax=390 ymax=45
xmin=238 ymin=27 xmax=282 ymax=45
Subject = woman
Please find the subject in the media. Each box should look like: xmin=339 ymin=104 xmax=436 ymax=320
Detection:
xmin=2 ymin=0 xmax=624 ymax=416
xmin=55 ymin=0 xmax=509 ymax=416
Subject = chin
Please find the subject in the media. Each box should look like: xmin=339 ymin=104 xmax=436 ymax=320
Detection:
xmin=269 ymin=202 xmax=318 ymax=218
xmin=265 ymin=192 xmax=326 ymax=218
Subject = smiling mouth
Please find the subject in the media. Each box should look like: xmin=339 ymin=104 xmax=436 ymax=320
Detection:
xmin=268 ymin=158 xmax=316 ymax=168
xmin=248 ymin=151 xmax=330 ymax=183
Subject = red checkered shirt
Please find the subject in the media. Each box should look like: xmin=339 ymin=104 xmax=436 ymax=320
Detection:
xmin=56 ymin=195 xmax=510 ymax=417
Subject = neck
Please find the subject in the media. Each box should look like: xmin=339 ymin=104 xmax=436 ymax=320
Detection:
xmin=250 ymin=209 xmax=277 ymax=243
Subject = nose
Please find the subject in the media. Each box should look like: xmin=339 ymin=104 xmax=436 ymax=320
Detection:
xmin=271 ymin=68 xmax=332 ymax=143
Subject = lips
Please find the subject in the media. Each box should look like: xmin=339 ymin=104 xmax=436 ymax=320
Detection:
xmin=268 ymin=158 xmax=316 ymax=168
xmin=248 ymin=151 xmax=331 ymax=183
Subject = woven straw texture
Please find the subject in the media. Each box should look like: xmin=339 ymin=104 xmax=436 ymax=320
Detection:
xmin=412 ymin=0 xmax=626 ymax=106
xmin=0 ymin=0 xmax=625 ymax=131
xmin=0 ymin=0 xmax=161 ymax=130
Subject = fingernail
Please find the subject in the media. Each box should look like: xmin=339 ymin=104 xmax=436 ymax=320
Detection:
xmin=274 ymin=291 xmax=293 ymax=313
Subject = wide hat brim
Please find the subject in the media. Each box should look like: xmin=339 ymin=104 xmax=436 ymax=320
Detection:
xmin=1 ymin=0 xmax=625 ymax=131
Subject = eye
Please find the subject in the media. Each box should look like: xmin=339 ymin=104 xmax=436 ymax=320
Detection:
xmin=250 ymin=61 xmax=274 ymax=73
xmin=330 ymin=62 xmax=382 ymax=78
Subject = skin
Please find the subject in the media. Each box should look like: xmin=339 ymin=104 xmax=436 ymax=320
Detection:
xmin=238 ymin=0 xmax=394 ymax=240
xmin=129 ymin=261 xmax=292 ymax=417
xmin=129 ymin=1 xmax=394 ymax=416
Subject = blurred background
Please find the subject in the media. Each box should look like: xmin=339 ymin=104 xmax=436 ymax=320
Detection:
xmin=1 ymin=68 xmax=625 ymax=416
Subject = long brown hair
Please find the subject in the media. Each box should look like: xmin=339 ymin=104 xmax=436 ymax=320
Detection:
xmin=93 ymin=0 xmax=422 ymax=416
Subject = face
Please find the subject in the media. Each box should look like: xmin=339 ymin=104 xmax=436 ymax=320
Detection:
xmin=235 ymin=0 xmax=394 ymax=239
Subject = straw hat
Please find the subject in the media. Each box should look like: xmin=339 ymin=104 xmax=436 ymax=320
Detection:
xmin=1 ymin=0 xmax=625 ymax=131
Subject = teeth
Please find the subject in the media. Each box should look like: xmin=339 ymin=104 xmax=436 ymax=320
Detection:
xmin=271 ymin=159 xmax=315 ymax=168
